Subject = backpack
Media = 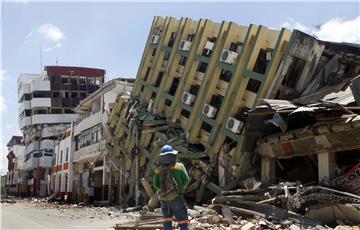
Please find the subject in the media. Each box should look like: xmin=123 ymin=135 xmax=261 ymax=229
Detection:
xmin=158 ymin=166 xmax=179 ymax=201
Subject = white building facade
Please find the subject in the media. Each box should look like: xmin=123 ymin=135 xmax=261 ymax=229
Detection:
xmin=18 ymin=66 xmax=105 ymax=196
xmin=71 ymin=79 xmax=133 ymax=202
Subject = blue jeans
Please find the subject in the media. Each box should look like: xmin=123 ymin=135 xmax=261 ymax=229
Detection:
xmin=160 ymin=196 xmax=189 ymax=230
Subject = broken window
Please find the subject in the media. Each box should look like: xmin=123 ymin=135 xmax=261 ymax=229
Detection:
xmin=197 ymin=62 xmax=208 ymax=73
xmin=155 ymin=71 xmax=164 ymax=87
xmin=168 ymin=32 xmax=176 ymax=47
xmin=152 ymin=48 xmax=157 ymax=57
xmin=201 ymin=121 xmax=213 ymax=133
xmin=219 ymin=69 xmax=232 ymax=82
xmin=233 ymin=107 xmax=248 ymax=121
xmin=229 ymin=42 xmax=240 ymax=52
xmin=246 ymin=79 xmax=261 ymax=93
xmin=179 ymin=56 xmax=187 ymax=66
xmin=165 ymin=99 xmax=172 ymax=106
xmin=224 ymin=136 xmax=237 ymax=150
xmin=163 ymin=51 xmax=171 ymax=61
xmin=253 ymin=49 xmax=271 ymax=75
xmin=282 ymin=57 xmax=306 ymax=88
xmin=189 ymin=84 xmax=200 ymax=96
xmin=187 ymin=34 xmax=195 ymax=42
xmin=144 ymin=67 xmax=151 ymax=82
xmin=168 ymin=78 xmax=180 ymax=96
xmin=151 ymin=92 xmax=157 ymax=99
xmin=181 ymin=109 xmax=190 ymax=118
xmin=209 ymin=94 xmax=223 ymax=110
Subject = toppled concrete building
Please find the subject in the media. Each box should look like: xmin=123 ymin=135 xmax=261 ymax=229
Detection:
xmin=106 ymin=16 xmax=360 ymax=206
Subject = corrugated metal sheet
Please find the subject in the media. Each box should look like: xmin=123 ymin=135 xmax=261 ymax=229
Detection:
xmin=260 ymin=99 xmax=297 ymax=111
xmin=322 ymin=86 xmax=355 ymax=105
xmin=289 ymin=106 xmax=324 ymax=115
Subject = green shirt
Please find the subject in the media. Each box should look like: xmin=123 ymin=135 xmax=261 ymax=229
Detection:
xmin=153 ymin=162 xmax=190 ymax=194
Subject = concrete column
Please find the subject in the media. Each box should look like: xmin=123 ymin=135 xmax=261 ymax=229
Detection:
xmin=261 ymin=157 xmax=276 ymax=185
xmin=318 ymin=151 xmax=336 ymax=181
xmin=60 ymin=173 xmax=66 ymax=192
xmin=102 ymin=156 xmax=106 ymax=201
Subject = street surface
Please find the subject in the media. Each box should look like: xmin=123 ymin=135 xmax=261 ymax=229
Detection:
xmin=1 ymin=198 xmax=135 ymax=230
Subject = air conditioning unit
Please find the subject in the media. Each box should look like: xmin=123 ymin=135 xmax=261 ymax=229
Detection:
xmin=226 ymin=117 xmax=244 ymax=134
xmin=266 ymin=51 xmax=272 ymax=61
xmin=151 ymin=35 xmax=160 ymax=44
xmin=182 ymin=92 xmax=195 ymax=105
xmin=202 ymin=104 xmax=217 ymax=118
xmin=220 ymin=50 xmax=239 ymax=64
xmin=204 ymin=41 xmax=214 ymax=50
xmin=179 ymin=40 xmax=192 ymax=51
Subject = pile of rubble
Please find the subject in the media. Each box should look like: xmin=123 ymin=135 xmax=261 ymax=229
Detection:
xmin=115 ymin=179 xmax=360 ymax=229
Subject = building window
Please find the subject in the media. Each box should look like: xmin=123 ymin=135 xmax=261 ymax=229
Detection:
xmin=155 ymin=72 xmax=164 ymax=87
xmin=179 ymin=56 xmax=187 ymax=66
xmin=60 ymin=150 xmax=63 ymax=163
xmin=197 ymin=62 xmax=208 ymax=73
xmin=163 ymin=51 xmax=171 ymax=61
xmin=219 ymin=69 xmax=232 ymax=82
xmin=75 ymin=125 xmax=102 ymax=150
xmin=246 ymin=79 xmax=261 ymax=93
xmin=66 ymin=148 xmax=69 ymax=162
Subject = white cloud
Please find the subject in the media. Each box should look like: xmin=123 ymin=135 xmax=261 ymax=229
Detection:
xmin=313 ymin=17 xmax=360 ymax=44
xmin=37 ymin=24 xmax=64 ymax=43
xmin=0 ymin=96 xmax=7 ymax=113
xmin=281 ymin=17 xmax=360 ymax=44
xmin=281 ymin=18 xmax=311 ymax=33
xmin=25 ymin=23 xmax=65 ymax=52
xmin=0 ymin=70 xmax=7 ymax=81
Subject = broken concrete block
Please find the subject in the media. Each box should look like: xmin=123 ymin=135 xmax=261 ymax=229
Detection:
xmin=240 ymin=222 xmax=256 ymax=230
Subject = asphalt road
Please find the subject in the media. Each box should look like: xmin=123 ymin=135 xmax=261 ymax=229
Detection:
xmin=0 ymin=199 xmax=134 ymax=230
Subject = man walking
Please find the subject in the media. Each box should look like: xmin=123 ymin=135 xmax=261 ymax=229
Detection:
xmin=153 ymin=145 xmax=190 ymax=230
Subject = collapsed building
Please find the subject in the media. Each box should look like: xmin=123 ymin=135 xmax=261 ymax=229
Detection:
xmin=106 ymin=16 xmax=360 ymax=209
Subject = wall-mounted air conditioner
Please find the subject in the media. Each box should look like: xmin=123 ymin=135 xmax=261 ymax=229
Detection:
xmin=202 ymin=104 xmax=217 ymax=118
xmin=182 ymin=92 xmax=196 ymax=105
xmin=204 ymin=41 xmax=215 ymax=51
xmin=220 ymin=50 xmax=239 ymax=64
xmin=226 ymin=117 xmax=244 ymax=134
xmin=179 ymin=40 xmax=192 ymax=51
xmin=151 ymin=35 xmax=160 ymax=44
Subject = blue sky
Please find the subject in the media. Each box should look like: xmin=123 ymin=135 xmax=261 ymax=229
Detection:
xmin=1 ymin=1 xmax=359 ymax=174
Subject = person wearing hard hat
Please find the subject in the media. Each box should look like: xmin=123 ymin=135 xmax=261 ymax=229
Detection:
xmin=153 ymin=145 xmax=190 ymax=230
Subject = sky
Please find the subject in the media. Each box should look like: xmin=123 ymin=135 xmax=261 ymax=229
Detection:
xmin=1 ymin=0 xmax=359 ymax=174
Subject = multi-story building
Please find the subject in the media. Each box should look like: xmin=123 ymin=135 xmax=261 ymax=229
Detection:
xmin=51 ymin=126 xmax=73 ymax=201
xmin=6 ymin=136 xmax=25 ymax=195
xmin=57 ymin=79 xmax=133 ymax=202
xmin=108 ymin=16 xmax=360 ymax=203
xmin=18 ymin=66 xmax=105 ymax=196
